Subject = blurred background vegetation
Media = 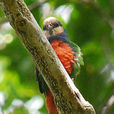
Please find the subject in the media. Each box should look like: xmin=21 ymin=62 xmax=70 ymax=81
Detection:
xmin=0 ymin=0 xmax=114 ymax=114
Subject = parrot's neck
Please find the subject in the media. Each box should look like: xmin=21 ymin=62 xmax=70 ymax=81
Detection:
xmin=48 ymin=31 xmax=68 ymax=43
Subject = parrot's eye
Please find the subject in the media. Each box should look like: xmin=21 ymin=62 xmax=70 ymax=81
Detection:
xmin=53 ymin=21 xmax=62 ymax=28
xmin=53 ymin=23 xmax=59 ymax=28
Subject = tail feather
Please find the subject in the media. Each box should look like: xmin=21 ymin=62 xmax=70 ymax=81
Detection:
xmin=45 ymin=91 xmax=58 ymax=114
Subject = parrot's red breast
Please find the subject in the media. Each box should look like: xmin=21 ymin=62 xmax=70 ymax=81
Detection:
xmin=51 ymin=40 xmax=75 ymax=74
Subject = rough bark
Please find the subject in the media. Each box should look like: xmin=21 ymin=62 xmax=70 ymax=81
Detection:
xmin=0 ymin=0 xmax=96 ymax=114
xmin=0 ymin=0 xmax=46 ymax=25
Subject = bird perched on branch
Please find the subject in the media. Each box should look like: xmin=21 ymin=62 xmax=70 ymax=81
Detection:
xmin=36 ymin=17 xmax=84 ymax=114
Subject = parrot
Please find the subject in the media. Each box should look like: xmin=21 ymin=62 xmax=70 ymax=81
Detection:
xmin=35 ymin=17 xmax=84 ymax=114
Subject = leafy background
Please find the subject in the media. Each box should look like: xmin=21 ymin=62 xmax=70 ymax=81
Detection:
xmin=0 ymin=0 xmax=114 ymax=114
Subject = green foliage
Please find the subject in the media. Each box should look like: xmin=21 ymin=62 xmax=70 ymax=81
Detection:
xmin=0 ymin=57 xmax=37 ymax=110
xmin=0 ymin=8 xmax=5 ymax=18
xmin=24 ymin=0 xmax=38 ymax=6
xmin=0 ymin=0 xmax=113 ymax=113
xmin=9 ymin=106 xmax=29 ymax=114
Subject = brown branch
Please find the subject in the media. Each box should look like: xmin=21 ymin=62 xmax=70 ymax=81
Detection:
xmin=0 ymin=0 xmax=46 ymax=25
xmin=0 ymin=0 xmax=96 ymax=113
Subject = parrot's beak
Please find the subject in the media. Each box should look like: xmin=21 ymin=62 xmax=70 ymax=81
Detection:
xmin=46 ymin=23 xmax=53 ymax=35
xmin=46 ymin=23 xmax=53 ymax=31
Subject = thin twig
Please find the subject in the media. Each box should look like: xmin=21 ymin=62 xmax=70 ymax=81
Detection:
xmin=28 ymin=0 xmax=46 ymax=11
xmin=76 ymin=0 xmax=114 ymax=29
xmin=102 ymin=95 xmax=114 ymax=114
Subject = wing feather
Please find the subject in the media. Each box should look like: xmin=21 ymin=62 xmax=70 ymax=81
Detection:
xmin=70 ymin=41 xmax=84 ymax=77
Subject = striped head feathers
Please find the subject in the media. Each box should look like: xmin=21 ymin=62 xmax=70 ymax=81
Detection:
xmin=43 ymin=17 xmax=64 ymax=37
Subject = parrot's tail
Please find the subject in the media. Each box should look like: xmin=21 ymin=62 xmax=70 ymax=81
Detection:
xmin=45 ymin=91 xmax=58 ymax=114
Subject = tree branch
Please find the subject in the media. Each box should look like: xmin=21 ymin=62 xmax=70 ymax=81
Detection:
xmin=0 ymin=0 xmax=95 ymax=113
xmin=0 ymin=0 xmax=46 ymax=25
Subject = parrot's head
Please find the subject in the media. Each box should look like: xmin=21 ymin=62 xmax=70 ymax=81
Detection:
xmin=43 ymin=17 xmax=64 ymax=37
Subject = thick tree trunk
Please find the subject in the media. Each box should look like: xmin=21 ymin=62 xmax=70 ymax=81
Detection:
xmin=0 ymin=0 xmax=95 ymax=113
